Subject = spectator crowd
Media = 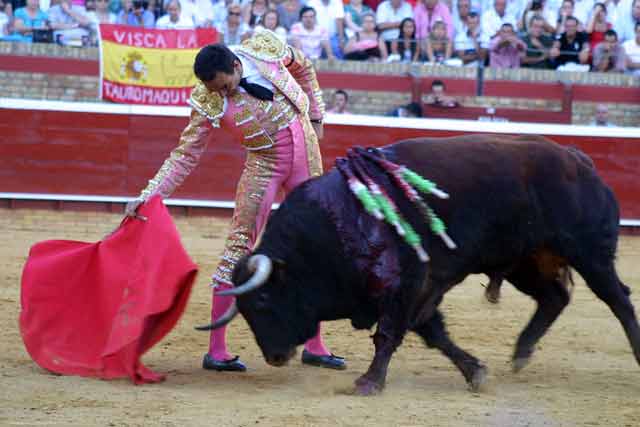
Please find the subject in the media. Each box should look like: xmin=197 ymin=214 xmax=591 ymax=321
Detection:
xmin=1 ymin=0 xmax=639 ymax=73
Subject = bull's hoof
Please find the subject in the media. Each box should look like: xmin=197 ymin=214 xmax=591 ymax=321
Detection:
xmin=354 ymin=376 xmax=384 ymax=396
xmin=468 ymin=365 xmax=488 ymax=392
xmin=485 ymin=287 xmax=500 ymax=304
xmin=512 ymin=357 xmax=530 ymax=373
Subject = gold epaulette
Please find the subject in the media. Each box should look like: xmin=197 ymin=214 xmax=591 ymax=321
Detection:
xmin=237 ymin=29 xmax=287 ymax=63
xmin=188 ymin=82 xmax=225 ymax=126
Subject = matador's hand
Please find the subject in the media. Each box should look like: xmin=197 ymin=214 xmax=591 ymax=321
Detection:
xmin=124 ymin=198 xmax=147 ymax=220
xmin=312 ymin=121 xmax=324 ymax=140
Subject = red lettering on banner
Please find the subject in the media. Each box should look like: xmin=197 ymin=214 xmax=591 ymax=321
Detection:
xmin=103 ymin=81 xmax=191 ymax=106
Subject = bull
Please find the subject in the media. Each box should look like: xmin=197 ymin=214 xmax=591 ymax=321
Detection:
xmin=197 ymin=135 xmax=640 ymax=395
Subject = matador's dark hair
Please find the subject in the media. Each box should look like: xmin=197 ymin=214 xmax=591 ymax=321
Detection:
xmin=193 ymin=44 xmax=238 ymax=82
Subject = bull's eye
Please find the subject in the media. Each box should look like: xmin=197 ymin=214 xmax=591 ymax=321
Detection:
xmin=255 ymin=292 xmax=269 ymax=311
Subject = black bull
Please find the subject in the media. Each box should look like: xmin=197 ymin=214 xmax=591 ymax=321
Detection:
xmin=197 ymin=134 xmax=640 ymax=395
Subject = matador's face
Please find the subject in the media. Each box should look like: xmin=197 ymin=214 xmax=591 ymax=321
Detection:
xmin=203 ymin=59 xmax=243 ymax=97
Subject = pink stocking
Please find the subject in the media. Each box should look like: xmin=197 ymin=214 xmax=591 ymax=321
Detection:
xmin=208 ymin=283 xmax=235 ymax=361
xmin=303 ymin=324 xmax=331 ymax=356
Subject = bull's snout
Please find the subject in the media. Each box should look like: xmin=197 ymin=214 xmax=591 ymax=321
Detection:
xmin=265 ymin=348 xmax=297 ymax=367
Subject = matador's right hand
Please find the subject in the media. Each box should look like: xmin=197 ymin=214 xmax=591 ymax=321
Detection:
xmin=124 ymin=198 xmax=147 ymax=220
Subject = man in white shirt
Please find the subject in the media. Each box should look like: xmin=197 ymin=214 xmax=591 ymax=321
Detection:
xmin=572 ymin=0 xmax=595 ymax=26
xmin=481 ymin=0 xmax=516 ymax=45
xmin=623 ymin=21 xmax=640 ymax=75
xmin=306 ymin=0 xmax=345 ymax=58
xmin=376 ymin=0 xmax=413 ymax=46
xmin=615 ymin=0 xmax=640 ymax=42
xmin=156 ymin=0 xmax=195 ymax=28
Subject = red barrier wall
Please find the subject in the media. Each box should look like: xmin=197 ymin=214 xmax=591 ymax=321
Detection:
xmin=1 ymin=107 xmax=639 ymax=219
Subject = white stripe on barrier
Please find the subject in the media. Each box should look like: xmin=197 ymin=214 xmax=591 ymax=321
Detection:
xmin=0 ymin=192 xmax=635 ymax=225
xmin=2 ymin=97 xmax=639 ymax=139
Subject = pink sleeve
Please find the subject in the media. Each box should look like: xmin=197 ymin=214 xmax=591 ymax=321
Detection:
xmin=283 ymin=45 xmax=326 ymax=122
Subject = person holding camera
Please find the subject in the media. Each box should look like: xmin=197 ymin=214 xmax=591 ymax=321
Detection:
xmin=47 ymin=0 xmax=91 ymax=45
xmin=592 ymin=28 xmax=625 ymax=71
xmin=117 ymin=0 xmax=154 ymax=27
xmin=489 ymin=22 xmax=527 ymax=68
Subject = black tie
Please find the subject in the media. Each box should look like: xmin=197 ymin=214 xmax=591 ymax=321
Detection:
xmin=239 ymin=78 xmax=274 ymax=101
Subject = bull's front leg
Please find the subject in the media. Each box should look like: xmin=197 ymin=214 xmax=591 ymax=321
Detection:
xmin=355 ymin=316 xmax=407 ymax=396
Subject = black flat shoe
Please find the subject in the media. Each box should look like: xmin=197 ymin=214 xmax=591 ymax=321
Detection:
xmin=202 ymin=354 xmax=247 ymax=372
xmin=301 ymin=349 xmax=347 ymax=370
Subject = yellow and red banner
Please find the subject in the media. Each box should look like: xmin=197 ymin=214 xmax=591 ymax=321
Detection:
xmin=99 ymin=24 xmax=217 ymax=105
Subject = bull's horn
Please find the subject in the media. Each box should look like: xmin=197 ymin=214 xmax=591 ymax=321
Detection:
xmin=216 ymin=255 xmax=273 ymax=297
xmin=194 ymin=301 xmax=238 ymax=331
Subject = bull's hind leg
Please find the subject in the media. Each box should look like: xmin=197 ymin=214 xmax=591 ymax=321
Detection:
xmin=411 ymin=308 xmax=488 ymax=391
xmin=507 ymin=258 xmax=571 ymax=372
xmin=575 ymin=261 xmax=640 ymax=366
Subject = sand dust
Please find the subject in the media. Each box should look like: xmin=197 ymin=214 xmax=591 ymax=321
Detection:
xmin=1 ymin=209 xmax=639 ymax=426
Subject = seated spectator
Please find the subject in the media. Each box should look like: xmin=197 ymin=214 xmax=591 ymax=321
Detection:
xmin=550 ymin=15 xmax=589 ymax=67
xmin=10 ymin=0 xmax=48 ymax=42
xmin=592 ymin=29 xmax=625 ymax=72
xmin=555 ymin=0 xmax=584 ymax=35
xmin=452 ymin=0 xmax=471 ymax=38
xmin=48 ymin=0 xmax=91 ymax=45
xmin=343 ymin=12 xmax=388 ymax=61
xmin=376 ymin=0 xmax=414 ymax=52
xmin=276 ymin=0 xmax=302 ymax=31
xmin=343 ymin=0 xmax=372 ymax=39
xmin=216 ymin=2 xmax=250 ymax=45
xmin=390 ymin=17 xmax=420 ymax=62
xmin=586 ymin=2 xmax=612 ymax=52
xmin=156 ymin=0 xmax=193 ymax=28
xmin=590 ymin=103 xmax=615 ymax=126
xmin=615 ymin=0 xmax=640 ymax=43
xmin=489 ymin=22 xmax=526 ymax=68
xmin=306 ymin=0 xmax=346 ymax=59
xmin=519 ymin=0 xmax=556 ymax=35
xmin=572 ymin=0 xmax=594 ymax=26
xmin=328 ymin=89 xmax=351 ymax=113
xmin=481 ymin=0 xmax=516 ymax=46
xmin=290 ymin=6 xmax=334 ymax=59
xmin=254 ymin=9 xmax=287 ymax=42
xmin=211 ymin=0 xmax=233 ymax=29
xmin=189 ymin=0 xmax=216 ymax=27
xmin=454 ymin=10 xmax=486 ymax=66
xmin=521 ymin=15 xmax=554 ymax=69
xmin=423 ymin=20 xmax=453 ymax=64
xmin=243 ymin=0 xmax=269 ymax=28
xmin=0 ymin=0 xmax=13 ymax=38
xmin=623 ymin=22 xmax=640 ymax=76
xmin=414 ymin=0 xmax=453 ymax=42
xmin=424 ymin=79 xmax=458 ymax=107
xmin=117 ymin=0 xmax=155 ymax=27
xmin=387 ymin=101 xmax=423 ymax=117
xmin=86 ymin=0 xmax=117 ymax=24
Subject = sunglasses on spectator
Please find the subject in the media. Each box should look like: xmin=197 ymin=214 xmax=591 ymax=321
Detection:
xmin=228 ymin=11 xmax=241 ymax=16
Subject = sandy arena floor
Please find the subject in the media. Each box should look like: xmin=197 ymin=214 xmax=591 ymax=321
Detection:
xmin=1 ymin=208 xmax=639 ymax=426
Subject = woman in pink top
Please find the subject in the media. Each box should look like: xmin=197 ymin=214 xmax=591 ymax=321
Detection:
xmin=343 ymin=12 xmax=388 ymax=61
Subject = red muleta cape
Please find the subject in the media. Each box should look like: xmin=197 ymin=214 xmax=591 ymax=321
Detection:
xmin=19 ymin=196 xmax=198 ymax=384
